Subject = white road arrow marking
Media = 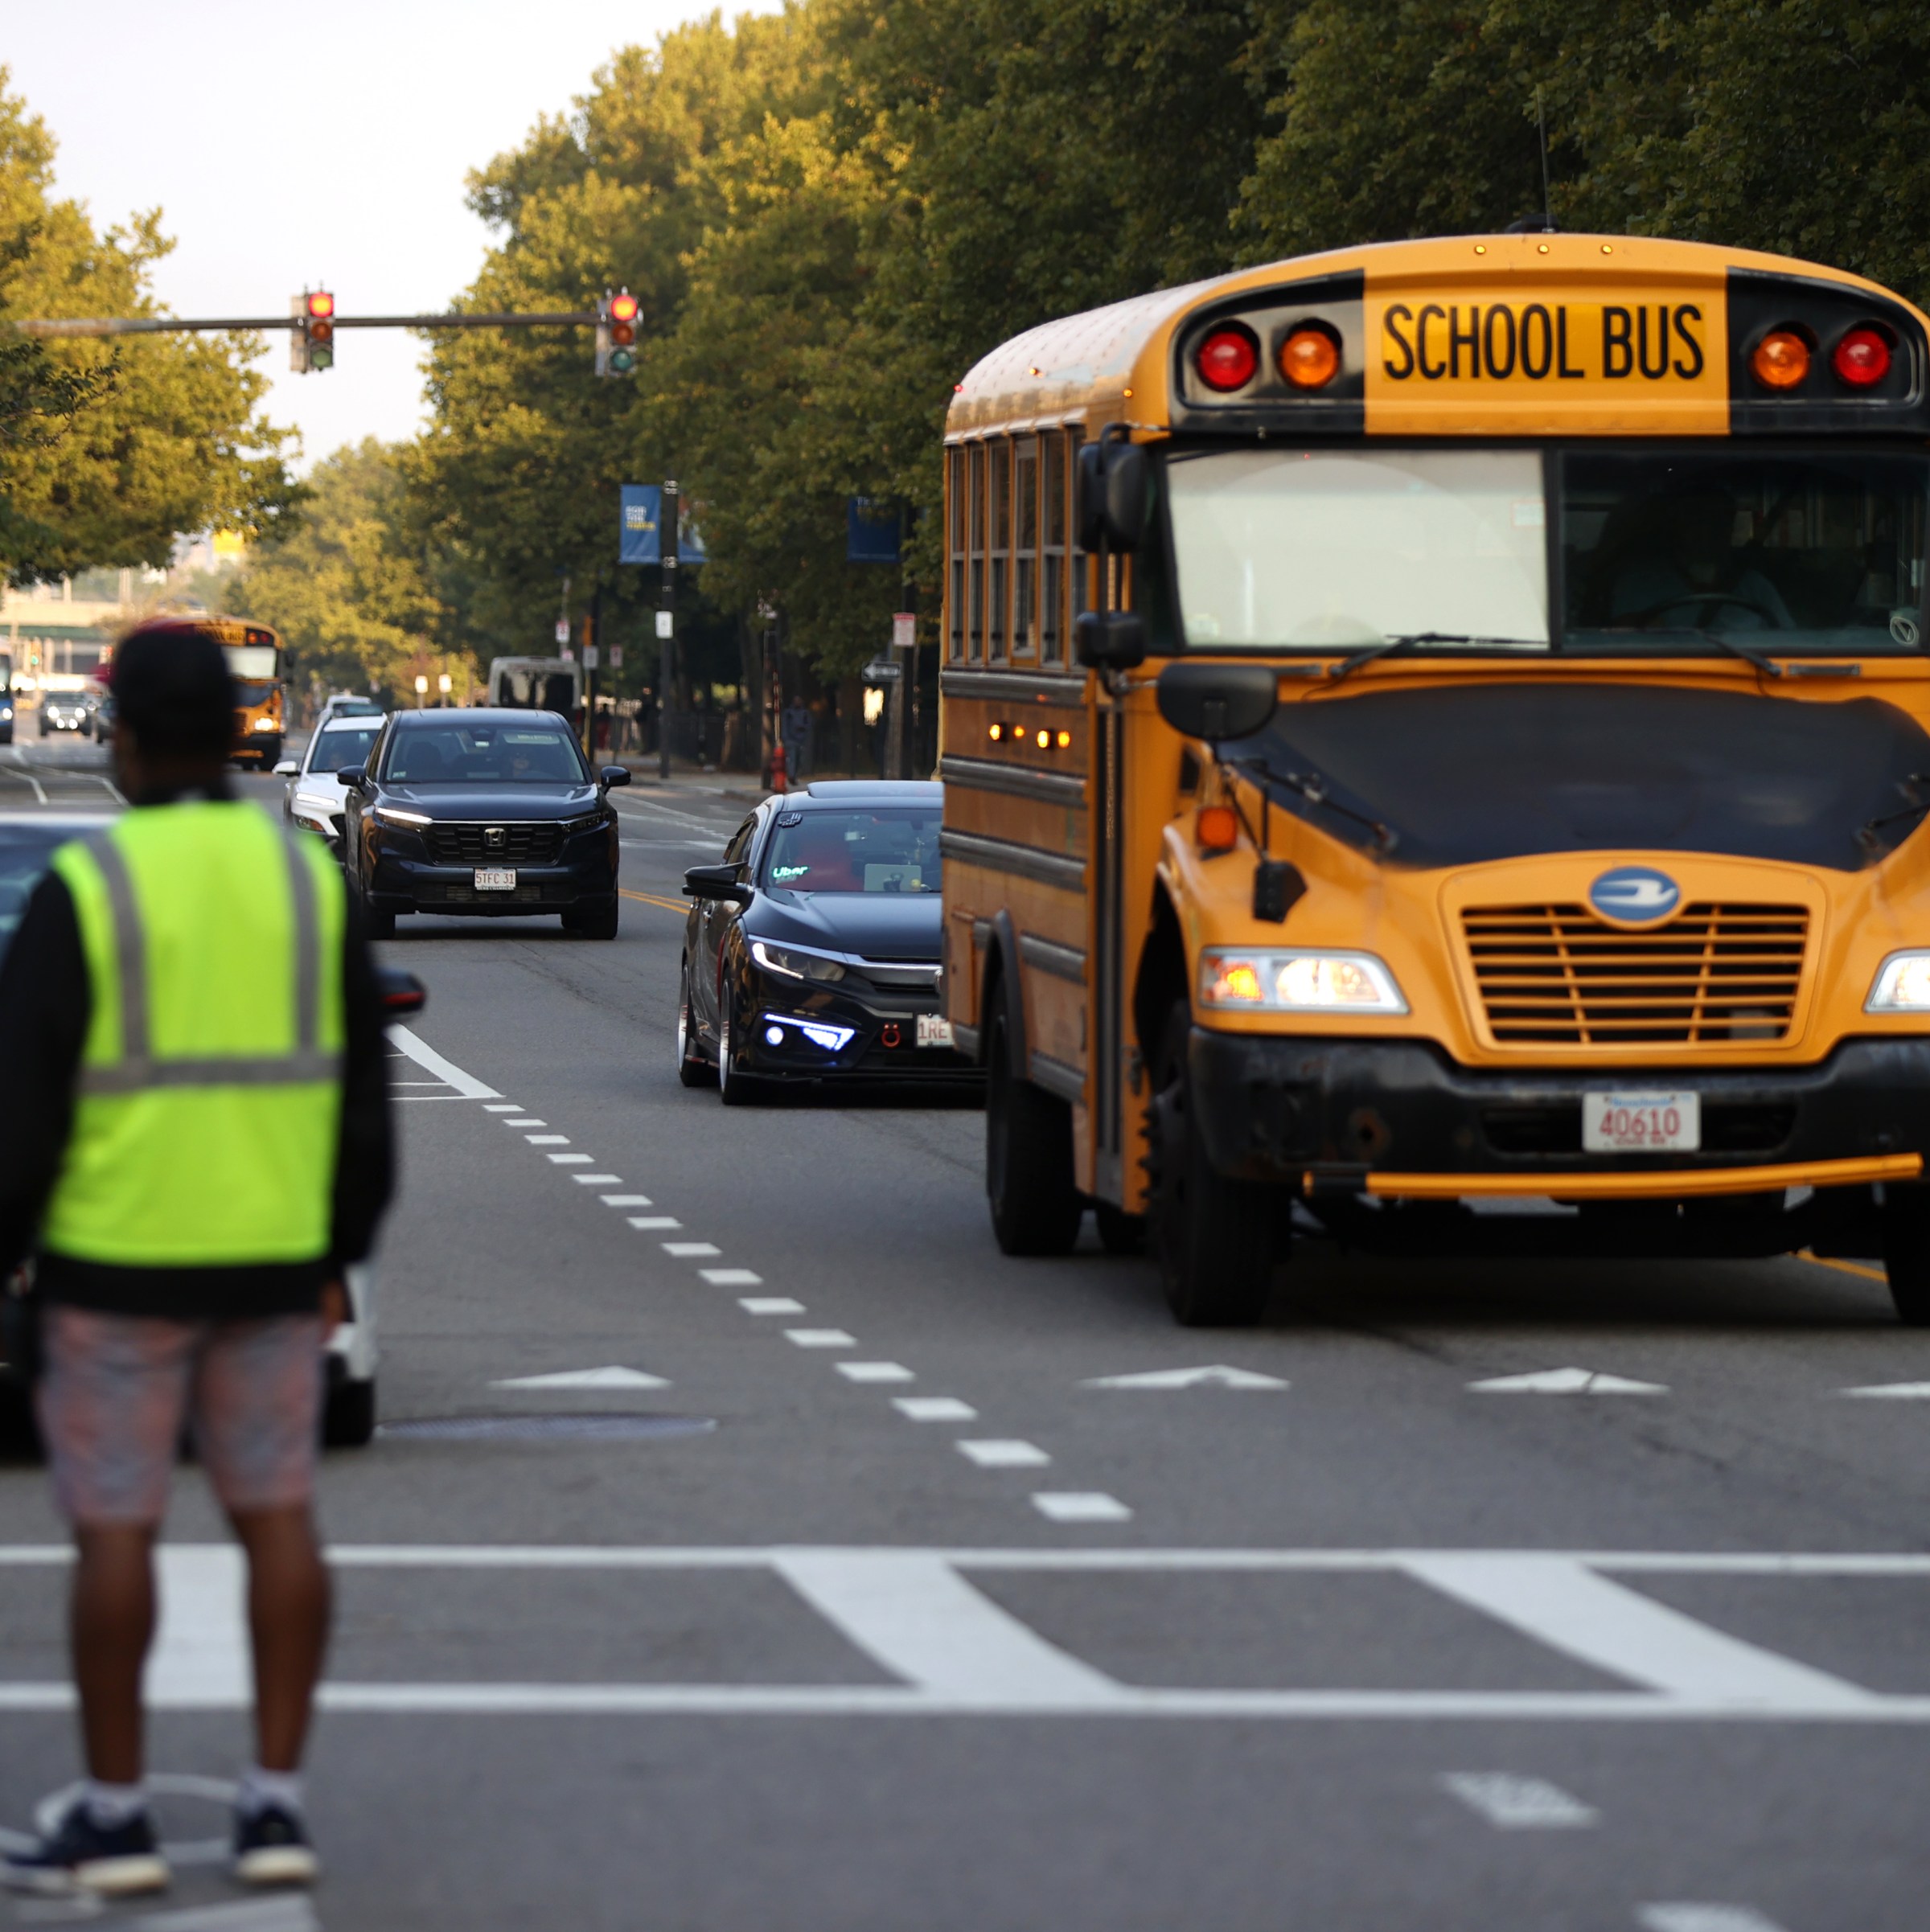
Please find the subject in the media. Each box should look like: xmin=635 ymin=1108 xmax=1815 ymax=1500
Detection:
xmin=1467 ymin=1368 xmax=1668 ymax=1394
xmin=1840 ymin=1380 xmax=1930 ymax=1398
xmin=490 ymin=1367 xmax=669 ymax=1391
xmin=1082 ymin=1365 xmax=1288 ymax=1390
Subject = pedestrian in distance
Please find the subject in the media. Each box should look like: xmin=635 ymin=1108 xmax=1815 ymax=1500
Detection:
xmin=0 ymin=621 xmax=394 ymax=1899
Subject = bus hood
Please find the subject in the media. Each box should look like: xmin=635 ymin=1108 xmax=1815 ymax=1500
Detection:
xmin=1243 ymin=680 xmax=1930 ymax=872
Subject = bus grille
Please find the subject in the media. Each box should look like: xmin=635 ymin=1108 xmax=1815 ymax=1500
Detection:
xmin=1460 ymin=902 xmax=1809 ymax=1046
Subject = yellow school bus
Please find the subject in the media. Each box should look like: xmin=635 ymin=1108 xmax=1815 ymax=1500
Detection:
xmin=218 ymin=620 xmax=286 ymax=768
xmin=939 ymin=232 xmax=1930 ymax=1327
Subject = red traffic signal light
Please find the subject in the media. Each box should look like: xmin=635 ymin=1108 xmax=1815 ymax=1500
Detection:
xmin=291 ymin=288 xmax=335 ymax=373
xmin=597 ymin=287 xmax=639 ymax=376
xmin=306 ymin=290 xmax=335 ymax=320
xmin=609 ymin=292 xmax=639 ymax=324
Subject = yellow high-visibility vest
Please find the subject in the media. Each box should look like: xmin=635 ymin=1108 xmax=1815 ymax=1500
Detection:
xmin=41 ymin=802 xmax=346 ymax=1268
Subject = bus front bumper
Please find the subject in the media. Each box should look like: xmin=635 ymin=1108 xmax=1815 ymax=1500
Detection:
xmin=1187 ymin=1030 xmax=1930 ymax=1200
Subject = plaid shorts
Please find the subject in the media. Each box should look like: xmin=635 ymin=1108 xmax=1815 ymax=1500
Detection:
xmin=36 ymin=1306 xmax=325 ymax=1525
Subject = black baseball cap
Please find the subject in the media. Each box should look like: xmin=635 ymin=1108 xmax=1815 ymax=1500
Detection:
xmin=110 ymin=621 xmax=232 ymax=757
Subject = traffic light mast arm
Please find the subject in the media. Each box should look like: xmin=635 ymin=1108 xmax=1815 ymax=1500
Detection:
xmin=10 ymin=310 xmax=604 ymax=338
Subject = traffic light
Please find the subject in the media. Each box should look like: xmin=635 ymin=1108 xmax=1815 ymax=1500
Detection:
xmin=596 ymin=288 xmax=639 ymax=378
xmin=290 ymin=289 xmax=335 ymax=374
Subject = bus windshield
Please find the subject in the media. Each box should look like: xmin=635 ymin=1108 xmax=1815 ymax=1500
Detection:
xmin=1167 ymin=446 xmax=1930 ymax=656
xmin=224 ymin=645 xmax=279 ymax=681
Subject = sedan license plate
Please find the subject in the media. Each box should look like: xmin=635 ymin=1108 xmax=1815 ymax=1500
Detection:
xmin=473 ymin=868 xmax=517 ymax=892
xmin=1583 ymin=1090 xmax=1700 ymax=1154
xmin=916 ymin=1013 xmax=954 ymax=1048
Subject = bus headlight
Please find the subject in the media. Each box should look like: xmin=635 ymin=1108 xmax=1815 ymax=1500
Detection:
xmin=252 ymin=716 xmax=278 ymax=732
xmin=1866 ymin=952 xmax=1930 ymax=1011
xmin=1200 ymin=947 xmax=1408 ymax=1014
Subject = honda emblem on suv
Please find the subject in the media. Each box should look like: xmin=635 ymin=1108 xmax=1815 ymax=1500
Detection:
xmin=483 ymin=827 xmax=507 ymax=852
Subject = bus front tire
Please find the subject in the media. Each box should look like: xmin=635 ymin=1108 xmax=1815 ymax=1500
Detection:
xmin=1147 ymin=999 xmax=1273 ymax=1327
xmin=985 ymin=1006 xmax=1081 ymax=1256
xmin=1879 ymin=1184 xmax=1930 ymax=1326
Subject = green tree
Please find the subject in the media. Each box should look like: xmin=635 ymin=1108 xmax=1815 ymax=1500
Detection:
xmin=0 ymin=73 xmax=297 ymax=585
xmin=227 ymin=441 xmax=444 ymax=699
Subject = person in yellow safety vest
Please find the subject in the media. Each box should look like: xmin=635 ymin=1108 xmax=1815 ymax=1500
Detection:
xmin=0 ymin=622 xmax=393 ymax=1900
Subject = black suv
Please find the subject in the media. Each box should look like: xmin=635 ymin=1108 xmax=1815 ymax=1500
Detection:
xmin=339 ymin=708 xmax=628 ymax=938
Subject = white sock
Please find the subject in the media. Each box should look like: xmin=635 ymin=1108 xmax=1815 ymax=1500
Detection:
xmin=81 ymin=1778 xmax=146 ymax=1829
xmin=237 ymin=1765 xmax=306 ymax=1820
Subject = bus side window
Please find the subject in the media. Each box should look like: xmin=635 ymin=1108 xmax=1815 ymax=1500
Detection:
xmin=989 ymin=437 xmax=1010 ymax=661
xmin=948 ymin=448 xmax=967 ymax=662
xmin=1070 ymin=429 xmax=1091 ymax=635
xmin=968 ymin=442 xmax=986 ymax=661
xmin=1015 ymin=437 xmax=1039 ymax=658
xmin=1042 ymin=433 xmax=1066 ymax=664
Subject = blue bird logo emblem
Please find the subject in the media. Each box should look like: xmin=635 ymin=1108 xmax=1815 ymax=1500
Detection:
xmin=1589 ymin=867 xmax=1682 ymax=925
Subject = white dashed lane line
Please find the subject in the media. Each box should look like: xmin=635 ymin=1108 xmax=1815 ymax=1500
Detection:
xmin=1638 ymin=1908 xmax=1789 ymax=1932
xmin=1439 ymin=1771 xmax=1599 ymax=1829
xmin=412 ymin=1025 xmax=1137 ymax=1526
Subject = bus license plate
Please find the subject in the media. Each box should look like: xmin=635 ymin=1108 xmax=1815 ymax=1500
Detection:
xmin=1583 ymin=1091 xmax=1699 ymax=1153
xmin=474 ymin=868 xmax=516 ymax=892
xmin=916 ymin=1014 xmax=954 ymax=1048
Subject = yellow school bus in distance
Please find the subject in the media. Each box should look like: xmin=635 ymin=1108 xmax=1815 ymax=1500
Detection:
xmin=938 ymin=232 xmax=1930 ymax=1327
xmin=217 ymin=620 xmax=286 ymax=769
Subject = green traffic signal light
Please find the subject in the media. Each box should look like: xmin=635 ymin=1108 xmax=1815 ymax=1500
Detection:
xmin=610 ymin=347 xmax=634 ymax=374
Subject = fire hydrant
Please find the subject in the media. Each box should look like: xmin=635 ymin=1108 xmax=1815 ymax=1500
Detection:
xmin=770 ymin=740 xmax=788 ymax=794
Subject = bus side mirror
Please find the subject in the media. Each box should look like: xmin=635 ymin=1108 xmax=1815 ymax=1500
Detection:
xmin=1074 ymin=610 xmax=1147 ymax=671
xmin=1155 ymin=662 xmax=1278 ymax=742
xmin=1077 ymin=441 xmax=1148 ymax=553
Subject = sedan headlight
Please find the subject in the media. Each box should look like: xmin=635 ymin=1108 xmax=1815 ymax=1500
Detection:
xmin=1866 ymin=951 xmax=1930 ymax=1011
xmin=373 ymin=806 xmax=432 ymax=828
xmin=751 ymin=939 xmax=848 ymax=984
xmin=1199 ymin=947 xmax=1408 ymax=1014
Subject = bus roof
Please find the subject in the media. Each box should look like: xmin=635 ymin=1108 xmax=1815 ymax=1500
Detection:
xmin=947 ymin=232 xmax=1930 ymax=444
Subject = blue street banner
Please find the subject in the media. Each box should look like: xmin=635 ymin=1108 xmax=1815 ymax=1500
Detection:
xmin=619 ymin=485 xmax=659 ymax=565
xmin=620 ymin=485 xmax=708 ymax=565
xmin=847 ymin=497 xmax=901 ymax=564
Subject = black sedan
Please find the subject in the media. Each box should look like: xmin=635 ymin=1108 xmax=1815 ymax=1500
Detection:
xmin=677 ymin=780 xmax=976 ymax=1101
xmin=339 ymin=708 xmax=629 ymax=939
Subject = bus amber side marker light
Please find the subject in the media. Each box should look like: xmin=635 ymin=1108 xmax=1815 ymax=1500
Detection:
xmin=1278 ymin=327 xmax=1339 ymax=390
xmin=1834 ymin=326 xmax=1892 ymax=388
xmin=1197 ymin=805 xmax=1239 ymax=852
xmin=1751 ymin=329 xmax=1811 ymax=390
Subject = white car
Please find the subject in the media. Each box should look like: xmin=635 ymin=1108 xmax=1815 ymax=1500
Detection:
xmin=277 ymin=712 xmax=387 ymax=857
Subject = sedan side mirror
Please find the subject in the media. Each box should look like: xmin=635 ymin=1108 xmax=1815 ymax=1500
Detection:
xmin=273 ymin=759 xmax=299 ymax=777
xmin=599 ymin=765 xmax=631 ymax=789
xmin=337 ymin=768 xmax=369 ymax=789
xmin=375 ymin=965 xmax=427 ymax=1018
xmin=1155 ymin=662 xmax=1279 ymax=742
xmin=684 ymin=863 xmax=752 ymax=904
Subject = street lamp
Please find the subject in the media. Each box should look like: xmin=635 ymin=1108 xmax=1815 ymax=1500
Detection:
xmin=437 ymin=673 xmax=453 ymax=705
xmin=414 ymin=675 xmax=429 ymax=708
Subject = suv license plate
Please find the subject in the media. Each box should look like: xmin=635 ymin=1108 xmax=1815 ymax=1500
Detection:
xmin=916 ymin=1013 xmax=954 ymax=1048
xmin=474 ymin=868 xmax=516 ymax=892
xmin=1583 ymin=1090 xmax=1699 ymax=1153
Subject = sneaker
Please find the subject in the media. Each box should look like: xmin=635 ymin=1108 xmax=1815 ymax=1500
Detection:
xmin=234 ymin=1802 xmax=319 ymax=1888
xmin=1 ymin=1797 xmax=169 ymax=1897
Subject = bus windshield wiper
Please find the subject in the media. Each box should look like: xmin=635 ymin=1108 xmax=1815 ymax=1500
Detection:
xmin=1621 ymin=623 xmax=1788 ymax=679
xmin=1320 ymin=633 xmax=1543 ymax=686
xmin=1858 ymin=772 xmax=1930 ymax=853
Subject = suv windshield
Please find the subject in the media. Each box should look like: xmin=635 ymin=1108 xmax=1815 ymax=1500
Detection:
xmin=763 ymin=809 xmax=942 ymax=893
xmin=1167 ymin=446 xmax=1930 ymax=656
xmin=384 ymin=724 xmax=588 ymax=785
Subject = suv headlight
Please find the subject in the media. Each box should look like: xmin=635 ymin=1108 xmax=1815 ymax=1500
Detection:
xmin=751 ymin=939 xmax=848 ymax=983
xmin=373 ymin=806 xmax=431 ymax=829
xmin=1866 ymin=951 xmax=1930 ymax=1011
xmin=1199 ymin=947 xmax=1408 ymax=1014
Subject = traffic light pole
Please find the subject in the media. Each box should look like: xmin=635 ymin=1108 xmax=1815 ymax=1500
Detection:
xmin=659 ymin=481 xmax=678 ymax=781
xmin=10 ymin=310 xmax=602 ymax=338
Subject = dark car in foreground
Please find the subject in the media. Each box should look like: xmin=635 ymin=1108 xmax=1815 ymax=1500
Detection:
xmin=678 ymin=780 xmax=976 ymax=1101
xmin=340 ymin=708 xmax=628 ymax=938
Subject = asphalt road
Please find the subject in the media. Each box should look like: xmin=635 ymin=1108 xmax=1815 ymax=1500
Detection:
xmin=2 ymin=744 xmax=1928 ymax=1930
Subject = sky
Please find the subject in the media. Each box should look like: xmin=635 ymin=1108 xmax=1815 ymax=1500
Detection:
xmin=6 ymin=0 xmax=776 ymax=471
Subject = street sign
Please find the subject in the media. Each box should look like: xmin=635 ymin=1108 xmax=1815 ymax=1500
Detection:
xmin=863 ymin=658 xmax=902 ymax=686
xmin=655 ymin=610 xmax=674 ymax=639
xmin=610 ymin=644 xmax=624 ymax=669
xmin=893 ymin=613 xmax=916 ymax=650
xmin=555 ymin=618 xmax=570 ymax=646
xmin=583 ymin=646 xmax=600 ymax=670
